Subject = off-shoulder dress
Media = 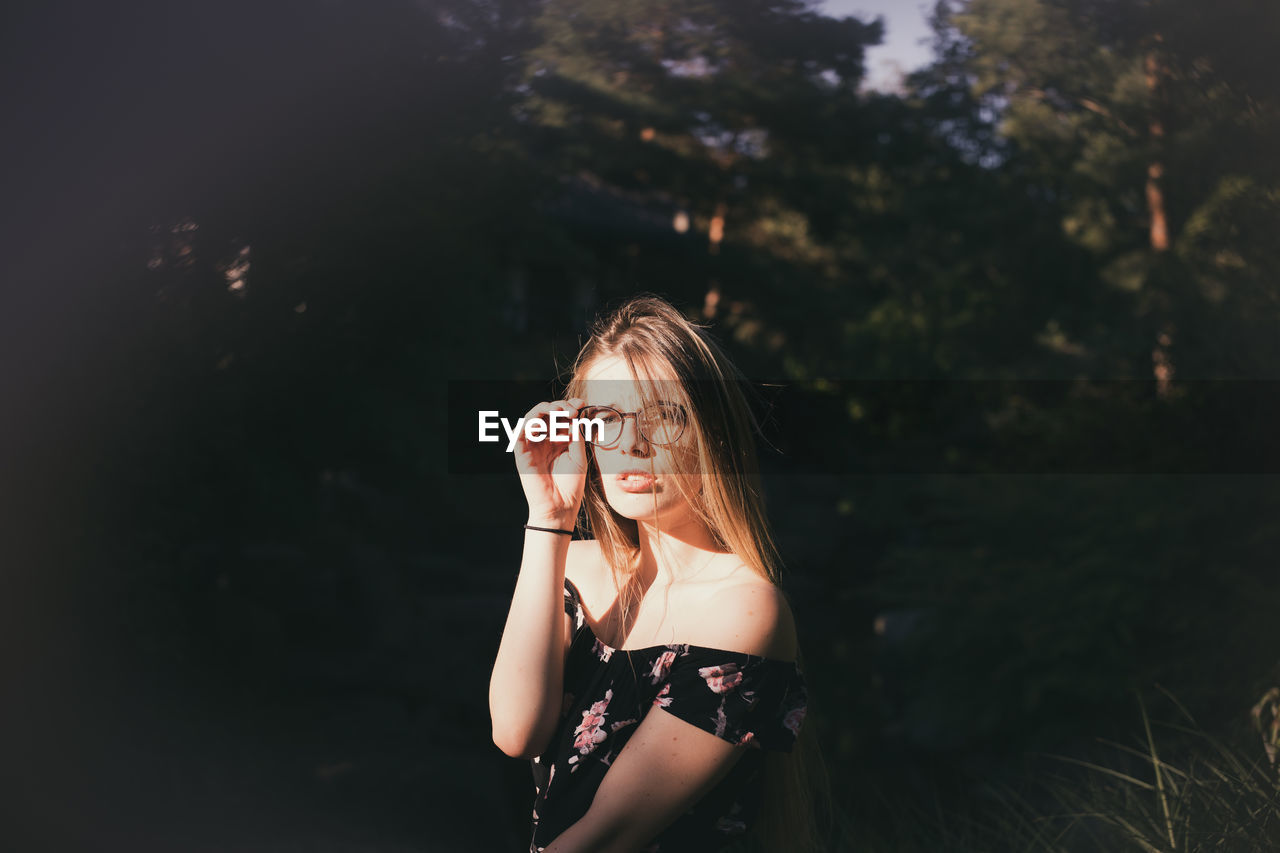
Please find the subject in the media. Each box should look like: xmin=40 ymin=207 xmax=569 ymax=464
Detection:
xmin=527 ymin=577 xmax=808 ymax=852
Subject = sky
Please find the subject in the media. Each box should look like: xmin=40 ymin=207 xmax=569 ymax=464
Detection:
xmin=818 ymin=0 xmax=937 ymax=93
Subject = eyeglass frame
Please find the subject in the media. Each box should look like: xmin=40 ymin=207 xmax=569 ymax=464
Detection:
xmin=577 ymin=402 xmax=689 ymax=447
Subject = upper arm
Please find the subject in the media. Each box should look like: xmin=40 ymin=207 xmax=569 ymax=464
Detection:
xmin=700 ymin=581 xmax=797 ymax=662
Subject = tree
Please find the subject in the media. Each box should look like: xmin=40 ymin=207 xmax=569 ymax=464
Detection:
xmin=946 ymin=0 xmax=1280 ymax=379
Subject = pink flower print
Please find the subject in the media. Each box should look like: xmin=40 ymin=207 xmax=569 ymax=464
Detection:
xmin=588 ymin=690 xmax=613 ymax=717
xmin=573 ymin=721 xmax=608 ymax=752
xmin=648 ymin=649 xmax=677 ymax=684
xmin=783 ymin=704 xmax=807 ymax=738
xmin=699 ymin=662 xmax=744 ymax=694
xmin=713 ymin=698 xmax=729 ymax=738
xmin=736 ymin=731 xmax=756 ymax=747
xmin=572 ymin=688 xmax=613 ymax=755
xmin=652 ymin=683 xmax=673 ymax=708
xmin=610 ymin=717 xmax=637 ymax=733
xmin=592 ymin=637 xmax=614 ymax=662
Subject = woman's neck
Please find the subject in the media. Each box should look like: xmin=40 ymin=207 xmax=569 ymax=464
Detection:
xmin=634 ymin=514 xmax=727 ymax=589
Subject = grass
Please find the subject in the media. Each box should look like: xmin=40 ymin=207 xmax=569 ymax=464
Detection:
xmin=823 ymin=687 xmax=1280 ymax=852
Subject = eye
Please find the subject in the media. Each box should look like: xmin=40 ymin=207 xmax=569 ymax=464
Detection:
xmin=582 ymin=407 xmax=619 ymax=423
xmin=649 ymin=402 xmax=687 ymax=423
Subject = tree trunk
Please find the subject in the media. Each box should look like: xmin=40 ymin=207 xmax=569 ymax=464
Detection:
xmin=1145 ymin=36 xmax=1175 ymax=396
xmin=1144 ymin=41 xmax=1170 ymax=253
xmin=708 ymin=201 xmax=726 ymax=256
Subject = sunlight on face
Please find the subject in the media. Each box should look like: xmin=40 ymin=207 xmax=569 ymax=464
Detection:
xmin=581 ymin=356 xmax=703 ymax=526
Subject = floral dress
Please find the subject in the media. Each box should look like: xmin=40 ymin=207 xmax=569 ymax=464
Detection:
xmin=528 ymin=577 xmax=808 ymax=852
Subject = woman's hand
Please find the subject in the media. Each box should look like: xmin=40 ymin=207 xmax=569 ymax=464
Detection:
xmin=514 ymin=397 xmax=589 ymax=528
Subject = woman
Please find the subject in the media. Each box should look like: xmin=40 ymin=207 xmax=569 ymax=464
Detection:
xmin=489 ymin=295 xmax=829 ymax=852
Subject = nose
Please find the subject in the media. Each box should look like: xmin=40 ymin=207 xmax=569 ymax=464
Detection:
xmin=619 ymin=413 xmax=651 ymax=457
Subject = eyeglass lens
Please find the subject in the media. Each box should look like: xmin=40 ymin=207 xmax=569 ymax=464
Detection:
xmin=580 ymin=403 xmax=687 ymax=446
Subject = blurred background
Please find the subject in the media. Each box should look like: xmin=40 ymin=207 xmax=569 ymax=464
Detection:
xmin=3 ymin=0 xmax=1279 ymax=850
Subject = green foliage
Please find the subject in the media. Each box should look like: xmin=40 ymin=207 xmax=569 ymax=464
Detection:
xmin=865 ymin=474 xmax=1280 ymax=752
xmin=945 ymin=0 xmax=1280 ymax=377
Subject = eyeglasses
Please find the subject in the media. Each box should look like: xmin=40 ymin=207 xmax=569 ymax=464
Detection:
xmin=578 ymin=402 xmax=689 ymax=447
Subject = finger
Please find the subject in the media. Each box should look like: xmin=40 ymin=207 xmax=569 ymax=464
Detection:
xmin=516 ymin=402 xmax=567 ymax=451
xmin=513 ymin=447 xmax=538 ymax=475
xmin=544 ymin=399 xmax=584 ymax=419
xmin=566 ymin=429 xmax=587 ymax=471
xmin=522 ymin=400 xmax=556 ymax=421
xmin=541 ymin=401 xmax=582 ymax=444
xmin=516 ymin=402 xmax=574 ymax=457
xmin=529 ymin=400 xmax=577 ymax=430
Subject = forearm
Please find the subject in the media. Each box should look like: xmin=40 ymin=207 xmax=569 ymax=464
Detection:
xmin=489 ymin=522 xmax=573 ymax=758
xmin=541 ymin=809 xmax=643 ymax=853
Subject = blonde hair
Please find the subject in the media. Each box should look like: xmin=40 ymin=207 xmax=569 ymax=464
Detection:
xmin=560 ymin=293 xmax=833 ymax=851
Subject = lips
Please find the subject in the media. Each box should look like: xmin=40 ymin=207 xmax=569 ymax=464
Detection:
xmin=616 ymin=470 xmax=657 ymax=493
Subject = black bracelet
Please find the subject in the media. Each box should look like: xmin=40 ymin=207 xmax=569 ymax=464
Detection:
xmin=524 ymin=523 xmax=574 ymax=537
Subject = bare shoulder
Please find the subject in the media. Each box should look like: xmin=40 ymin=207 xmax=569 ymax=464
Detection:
xmin=703 ymin=576 xmax=798 ymax=662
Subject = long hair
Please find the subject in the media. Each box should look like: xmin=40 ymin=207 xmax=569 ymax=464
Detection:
xmin=561 ymin=293 xmax=833 ymax=851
